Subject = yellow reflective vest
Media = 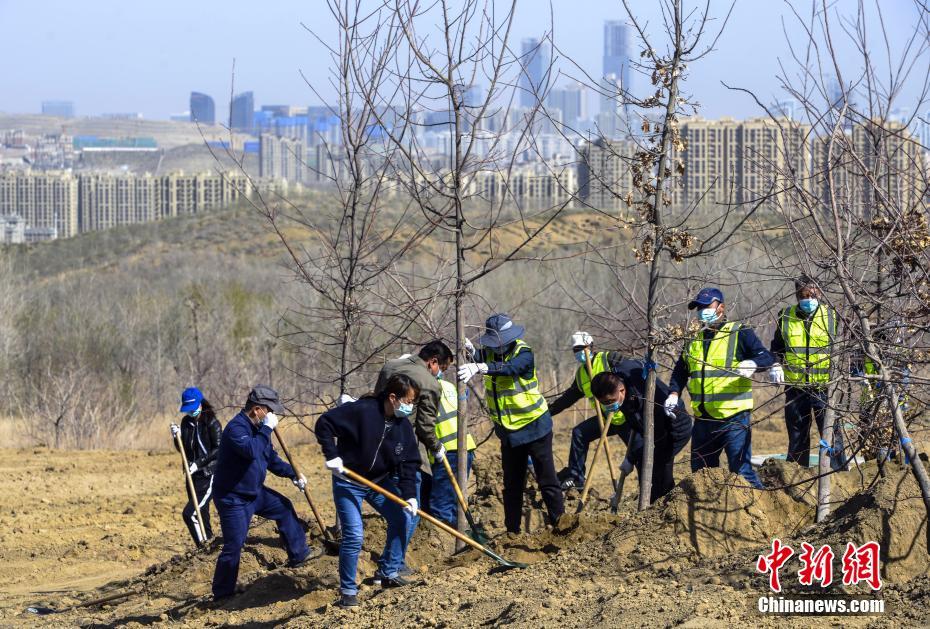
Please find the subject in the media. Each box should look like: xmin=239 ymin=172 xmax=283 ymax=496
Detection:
xmin=430 ymin=379 xmax=476 ymax=463
xmin=574 ymin=351 xmax=626 ymax=425
xmin=780 ymin=304 xmax=835 ymax=386
xmin=482 ymin=339 xmax=549 ymax=430
xmin=684 ymin=321 xmax=754 ymax=419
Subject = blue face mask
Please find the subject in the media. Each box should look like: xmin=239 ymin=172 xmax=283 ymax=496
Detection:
xmin=190 ymin=406 xmax=202 ymax=418
xmin=602 ymin=400 xmax=621 ymax=413
xmin=394 ymin=401 xmax=414 ymax=418
xmin=436 ymin=369 xmax=443 ymax=380
xmin=699 ymin=307 xmax=720 ymax=325
xmin=798 ymin=298 xmax=819 ymax=314
xmin=574 ymin=350 xmax=587 ymax=364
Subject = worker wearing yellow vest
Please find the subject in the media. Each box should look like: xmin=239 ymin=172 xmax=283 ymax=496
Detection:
xmin=458 ymin=313 xmax=564 ymax=533
xmin=667 ymin=288 xmax=775 ymax=489
xmin=427 ymin=377 xmax=477 ymax=528
xmin=769 ymin=275 xmax=846 ymax=469
xmin=548 ymin=331 xmax=631 ymax=491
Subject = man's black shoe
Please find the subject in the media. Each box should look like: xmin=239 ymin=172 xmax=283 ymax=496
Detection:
xmin=336 ymin=593 xmax=359 ymax=608
xmin=287 ymin=545 xmax=323 ymax=568
xmin=381 ymin=574 xmax=415 ymax=588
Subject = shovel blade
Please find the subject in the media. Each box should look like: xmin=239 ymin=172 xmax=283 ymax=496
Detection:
xmin=26 ymin=606 xmax=57 ymax=615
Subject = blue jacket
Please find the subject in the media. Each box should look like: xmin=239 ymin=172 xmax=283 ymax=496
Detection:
xmin=315 ymin=396 xmax=421 ymax=500
xmin=213 ymin=411 xmax=296 ymax=499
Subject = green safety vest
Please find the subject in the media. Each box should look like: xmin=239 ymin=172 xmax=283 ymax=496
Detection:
xmin=780 ymin=304 xmax=835 ymax=385
xmin=430 ymin=379 xmax=476 ymax=463
xmin=574 ymin=351 xmax=626 ymax=426
xmin=684 ymin=321 xmax=754 ymax=419
xmin=482 ymin=339 xmax=549 ymax=430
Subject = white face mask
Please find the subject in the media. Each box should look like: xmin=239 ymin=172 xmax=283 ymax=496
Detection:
xmin=699 ymin=307 xmax=720 ymax=325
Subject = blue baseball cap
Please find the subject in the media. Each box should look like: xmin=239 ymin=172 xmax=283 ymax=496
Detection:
xmin=688 ymin=287 xmax=724 ymax=310
xmin=179 ymin=387 xmax=204 ymax=413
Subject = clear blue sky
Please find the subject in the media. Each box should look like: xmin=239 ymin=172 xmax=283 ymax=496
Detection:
xmin=0 ymin=0 xmax=923 ymax=121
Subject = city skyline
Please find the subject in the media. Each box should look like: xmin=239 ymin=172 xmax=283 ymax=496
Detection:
xmin=1 ymin=0 xmax=923 ymax=123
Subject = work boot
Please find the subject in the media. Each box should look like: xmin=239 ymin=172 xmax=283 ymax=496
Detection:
xmin=336 ymin=593 xmax=359 ymax=608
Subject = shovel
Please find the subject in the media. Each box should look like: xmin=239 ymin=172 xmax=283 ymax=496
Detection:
xmin=27 ymin=589 xmax=138 ymax=615
xmin=341 ymin=467 xmax=526 ymax=569
xmin=272 ymin=427 xmax=340 ymax=554
xmin=576 ymin=348 xmax=620 ymax=513
xmin=173 ymin=429 xmax=207 ymax=544
xmin=439 ymin=455 xmax=490 ymax=545
xmin=609 ymin=469 xmax=629 ymax=513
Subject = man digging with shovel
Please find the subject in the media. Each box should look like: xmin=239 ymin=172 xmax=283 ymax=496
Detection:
xmin=210 ymin=385 xmax=320 ymax=602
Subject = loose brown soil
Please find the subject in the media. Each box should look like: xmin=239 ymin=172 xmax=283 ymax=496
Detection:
xmin=2 ymin=424 xmax=929 ymax=627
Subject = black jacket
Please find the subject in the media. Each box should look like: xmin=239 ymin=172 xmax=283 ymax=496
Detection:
xmin=612 ymin=359 xmax=692 ymax=465
xmin=174 ymin=413 xmax=223 ymax=477
xmin=315 ymin=395 xmax=421 ymax=500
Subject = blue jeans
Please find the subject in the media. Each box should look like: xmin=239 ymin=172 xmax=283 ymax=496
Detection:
xmin=429 ymin=451 xmax=474 ymax=525
xmin=691 ymin=411 xmax=764 ymax=489
xmin=332 ymin=474 xmax=411 ymax=595
xmin=367 ymin=470 xmax=420 ymax=563
xmin=212 ymin=487 xmax=308 ymax=598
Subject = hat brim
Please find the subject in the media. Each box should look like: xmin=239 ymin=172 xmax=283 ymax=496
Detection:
xmin=479 ymin=324 xmax=524 ymax=348
xmin=687 ymin=299 xmax=712 ymax=310
xmin=179 ymin=401 xmax=201 ymax=413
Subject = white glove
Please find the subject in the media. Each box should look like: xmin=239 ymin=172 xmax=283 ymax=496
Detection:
xmin=293 ymin=474 xmax=307 ymax=491
xmin=458 ymin=362 xmax=488 ymax=382
xmin=620 ymin=457 xmax=634 ymax=475
xmin=403 ymin=498 xmax=419 ymax=516
xmin=664 ymin=393 xmax=679 ymax=416
xmin=736 ymin=360 xmax=757 ymax=379
xmin=463 ymin=338 xmax=476 ymax=359
xmin=170 ymin=423 xmax=181 ymax=438
xmin=768 ymin=364 xmax=784 ymax=384
xmin=262 ymin=412 xmax=279 ymax=431
xmin=433 ymin=444 xmax=446 ymax=462
xmin=325 ymin=457 xmax=345 ymax=474
xmin=337 ymin=393 xmax=356 ymax=407
xmin=188 ymin=462 xmax=198 ymax=474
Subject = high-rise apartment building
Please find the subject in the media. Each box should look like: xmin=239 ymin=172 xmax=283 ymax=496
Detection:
xmin=547 ymin=83 xmax=588 ymax=130
xmin=0 ymin=170 xmax=79 ymax=237
xmin=190 ymin=92 xmax=216 ymax=125
xmin=259 ymin=134 xmax=306 ymax=183
xmin=78 ymin=172 xmax=162 ymax=231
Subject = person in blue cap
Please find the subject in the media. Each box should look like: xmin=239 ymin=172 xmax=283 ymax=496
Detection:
xmin=170 ymin=386 xmax=223 ymax=546
xmin=458 ymin=313 xmax=564 ymax=533
xmin=666 ymin=288 xmax=776 ymax=489
xmin=211 ymin=385 xmax=317 ymax=601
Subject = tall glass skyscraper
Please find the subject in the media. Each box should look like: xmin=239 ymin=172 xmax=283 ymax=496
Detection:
xmin=603 ymin=21 xmax=631 ymax=106
xmin=230 ymin=91 xmax=255 ymax=133
xmin=189 ymin=92 xmax=215 ymax=125
xmin=519 ymin=38 xmax=551 ymax=109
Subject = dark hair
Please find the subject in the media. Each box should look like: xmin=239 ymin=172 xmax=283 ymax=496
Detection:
xmin=418 ymin=340 xmax=454 ymax=365
xmin=200 ymin=398 xmax=217 ymax=421
xmin=795 ymin=274 xmax=818 ymax=292
xmin=591 ymin=372 xmax=625 ymax=398
xmin=382 ymin=373 xmax=420 ymax=400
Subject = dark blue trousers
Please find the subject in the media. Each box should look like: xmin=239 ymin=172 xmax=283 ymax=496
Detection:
xmin=691 ymin=411 xmax=764 ymax=489
xmin=212 ymin=486 xmax=308 ymax=598
xmin=785 ymin=386 xmax=846 ymax=469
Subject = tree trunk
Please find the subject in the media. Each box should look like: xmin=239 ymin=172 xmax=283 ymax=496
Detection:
xmin=816 ymin=391 xmax=834 ymax=523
